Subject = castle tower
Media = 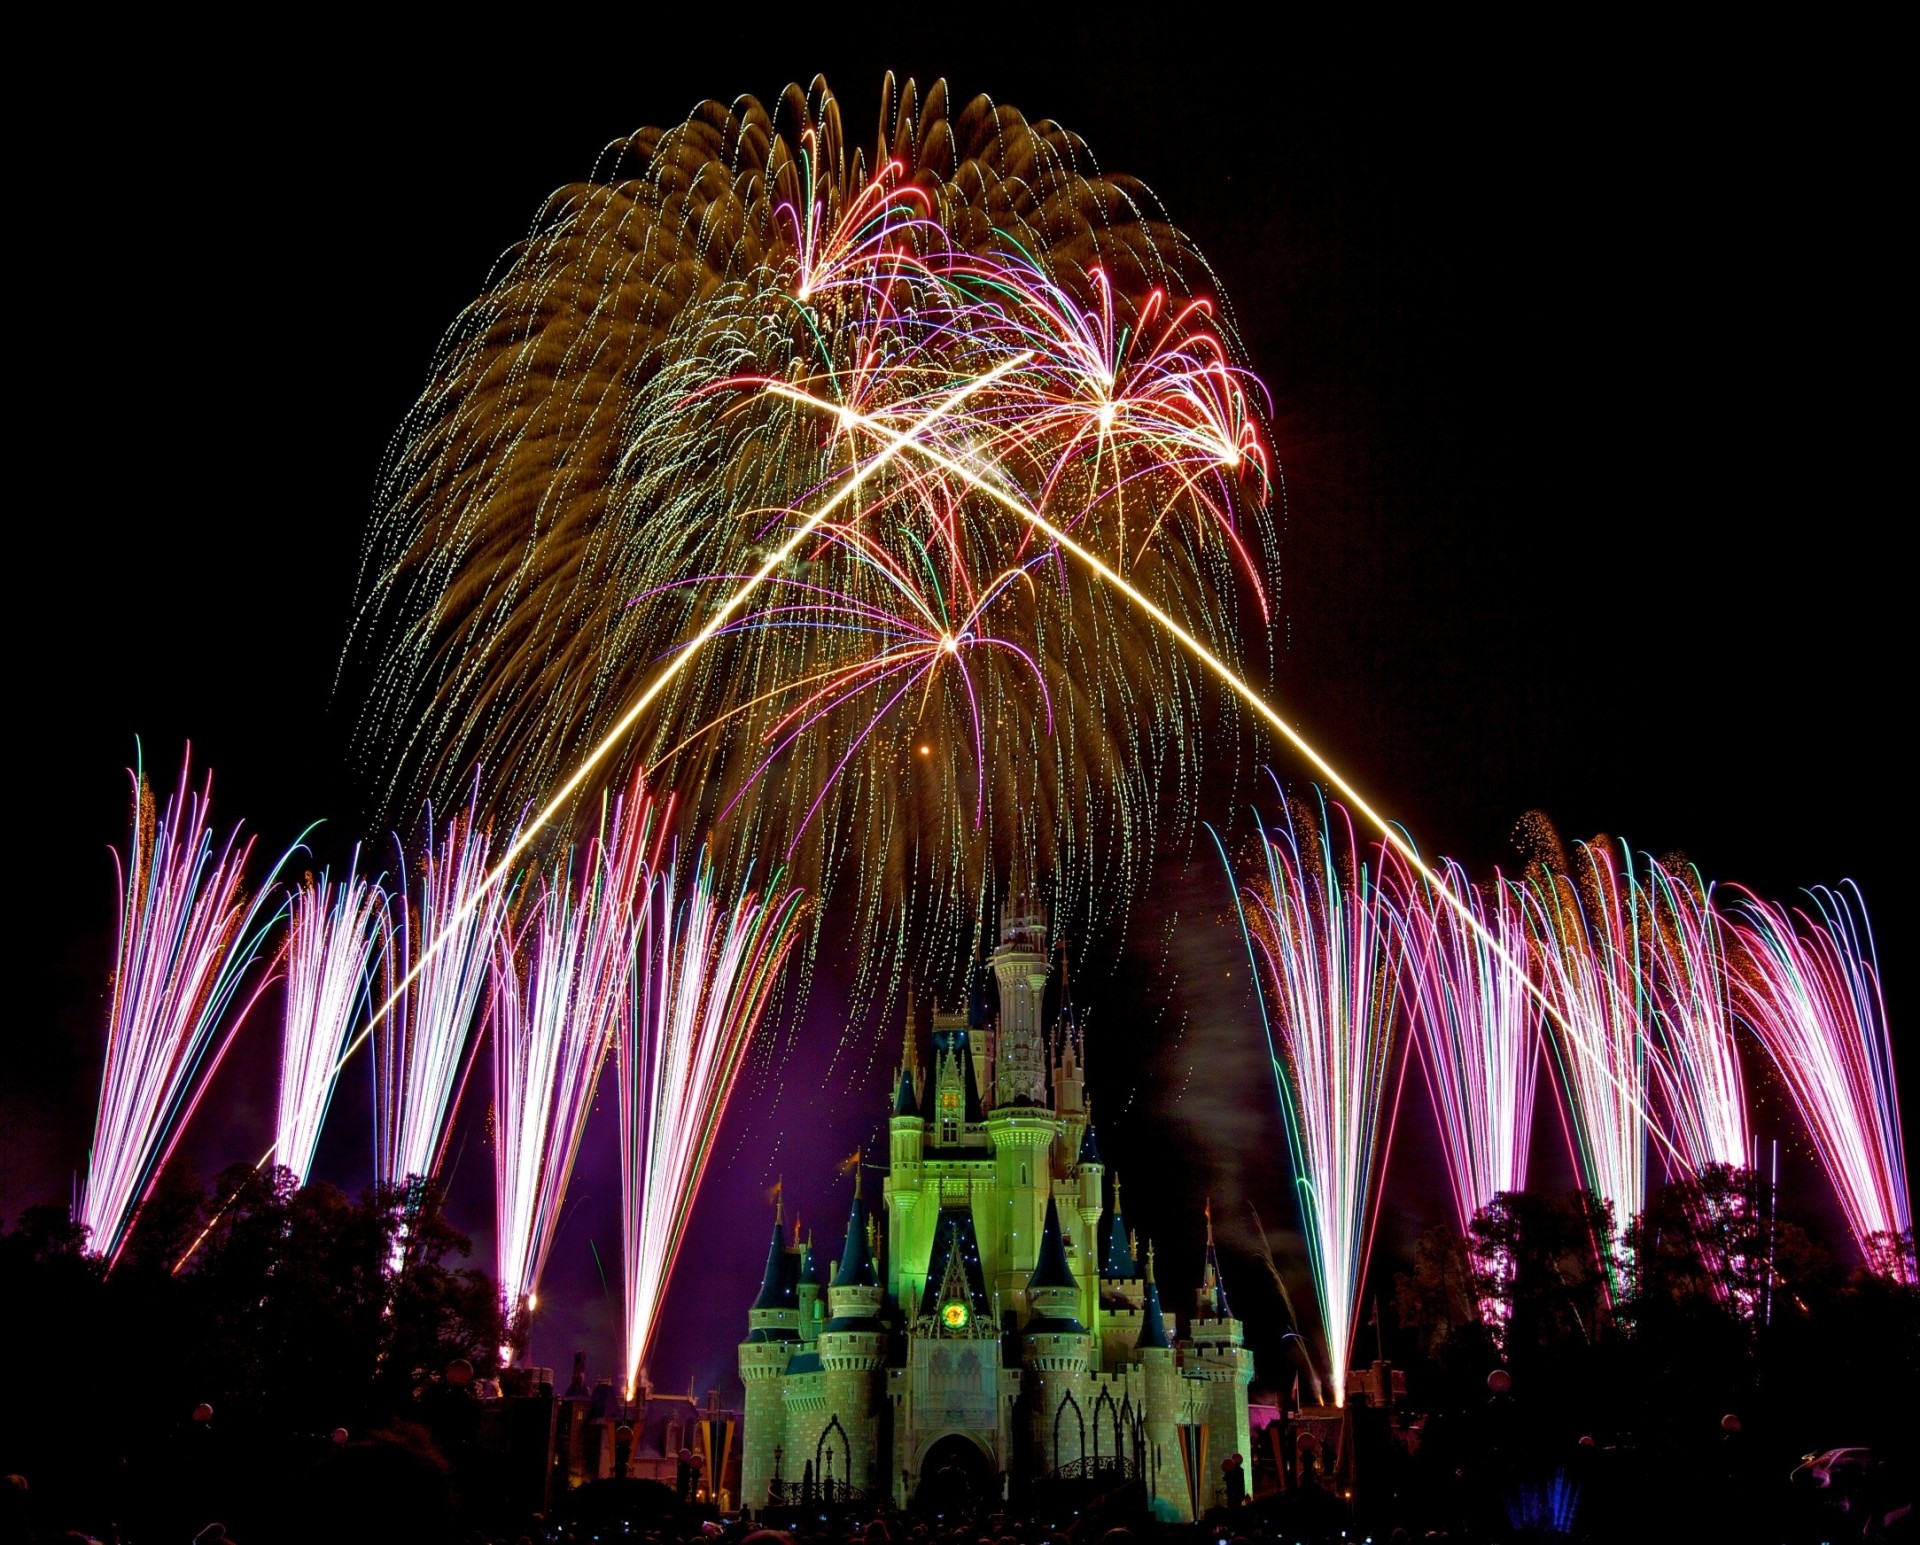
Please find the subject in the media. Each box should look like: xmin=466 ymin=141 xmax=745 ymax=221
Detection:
xmin=1023 ymin=1197 xmax=1093 ymax=1474
xmin=887 ymin=996 xmax=927 ymax=1308
xmin=1134 ymin=1242 xmax=1194 ymax=1520
xmin=990 ymin=899 xmax=1049 ymax=1109
xmin=818 ymin=1178 xmax=886 ymax=1496
xmin=1188 ymin=1204 xmax=1254 ymax=1502
xmin=1051 ymin=955 xmax=1088 ymax=1159
xmin=738 ymin=1211 xmax=799 ymax=1509
xmin=1072 ymin=1117 xmax=1105 ymax=1332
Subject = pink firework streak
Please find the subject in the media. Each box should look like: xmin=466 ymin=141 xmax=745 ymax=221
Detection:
xmin=277 ymin=850 xmax=391 ymax=1186
xmin=1215 ymin=783 xmax=1403 ymax=1408
xmin=491 ymin=772 xmax=665 ymax=1328
xmin=1523 ymin=842 xmax=1653 ymax=1244
xmin=81 ymin=750 xmax=290 ymax=1268
xmin=1390 ymin=855 xmax=1540 ymax=1236
xmin=1730 ymin=882 xmax=1910 ymax=1280
xmin=1644 ymin=859 xmax=1748 ymax=1174
xmin=616 ymin=847 xmax=806 ymax=1395
xmin=375 ymin=794 xmax=509 ymax=1193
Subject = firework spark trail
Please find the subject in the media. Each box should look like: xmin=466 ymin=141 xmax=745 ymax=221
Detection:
xmin=190 ymin=353 xmax=1016 ymax=1226
xmin=617 ymin=848 xmax=806 ymax=1395
xmin=490 ymin=771 xmax=663 ymax=1327
xmin=277 ymin=851 xmax=390 ymax=1186
xmin=1214 ymin=784 xmax=1401 ymax=1408
xmin=376 ymin=798 xmax=508 ymax=1192
xmin=1389 ymin=855 xmax=1539 ymax=1235
xmin=1730 ymin=882 xmax=1910 ymax=1279
xmin=1523 ymin=842 xmax=1651 ymax=1241
xmin=777 ymin=380 xmax=1684 ymax=1159
xmin=349 ymin=81 xmax=1276 ymax=999
xmin=81 ymin=751 xmax=290 ymax=1268
xmin=1644 ymin=858 xmax=1748 ymax=1173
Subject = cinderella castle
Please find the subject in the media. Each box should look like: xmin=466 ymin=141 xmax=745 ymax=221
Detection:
xmin=738 ymin=902 xmax=1252 ymax=1519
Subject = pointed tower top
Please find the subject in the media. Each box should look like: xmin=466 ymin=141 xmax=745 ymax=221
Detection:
xmin=1077 ymin=1118 xmax=1103 ymax=1167
xmin=1102 ymin=1171 xmax=1134 ymax=1278
xmin=1200 ymin=1198 xmax=1232 ymax=1318
xmin=1028 ymin=1196 xmax=1078 ymax=1292
xmin=834 ymin=1180 xmax=876 ymax=1288
xmin=774 ymin=1178 xmax=784 ymax=1226
xmin=752 ymin=1222 xmax=797 ymax=1311
xmin=893 ymin=1067 xmax=918 ymax=1118
xmin=1136 ymin=1239 xmax=1172 ymax=1350
xmin=903 ymin=991 xmax=918 ymax=1071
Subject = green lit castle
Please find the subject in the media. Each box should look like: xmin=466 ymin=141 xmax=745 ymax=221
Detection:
xmin=739 ymin=905 xmax=1252 ymax=1519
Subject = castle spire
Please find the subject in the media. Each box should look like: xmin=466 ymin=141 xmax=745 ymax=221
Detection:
xmin=751 ymin=1219 xmax=797 ymax=1311
xmin=1136 ymin=1239 xmax=1172 ymax=1349
xmin=1103 ymin=1171 xmax=1135 ymax=1277
xmin=1199 ymin=1196 xmax=1232 ymax=1317
xmin=1028 ymin=1196 xmax=1078 ymax=1292
xmin=834 ymin=1174 xmax=876 ymax=1288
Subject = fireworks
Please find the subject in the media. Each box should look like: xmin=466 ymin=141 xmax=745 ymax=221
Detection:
xmin=277 ymin=851 xmax=391 ymax=1186
xmin=616 ymin=847 xmax=805 ymax=1395
xmin=1521 ymin=840 xmax=1653 ymax=1242
xmin=348 ymin=77 xmax=1275 ymax=987
xmin=1643 ymin=858 xmax=1748 ymax=1173
xmin=81 ymin=751 xmax=289 ymax=1267
xmin=375 ymin=796 xmax=508 ymax=1192
xmin=1219 ymin=784 xmax=1401 ymax=1407
xmin=1730 ymin=882 xmax=1910 ymax=1279
xmin=1391 ymin=856 xmax=1539 ymax=1235
xmin=490 ymin=772 xmax=663 ymax=1325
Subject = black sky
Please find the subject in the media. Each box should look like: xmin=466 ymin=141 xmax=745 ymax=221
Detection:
xmin=9 ymin=24 xmax=1907 ymax=1392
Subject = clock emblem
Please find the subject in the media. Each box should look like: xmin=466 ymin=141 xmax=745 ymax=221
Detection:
xmin=941 ymin=1300 xmax=970 ymax=1329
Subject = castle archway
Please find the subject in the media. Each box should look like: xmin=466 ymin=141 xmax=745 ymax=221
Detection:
xmin=914 ymin=1431 xmax=993 ymax=1517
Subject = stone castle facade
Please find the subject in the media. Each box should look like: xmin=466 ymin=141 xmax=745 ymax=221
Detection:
xmin=739 ymin=905 xmax=1252 ymax=1518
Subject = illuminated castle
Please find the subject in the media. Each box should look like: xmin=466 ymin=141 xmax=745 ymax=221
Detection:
xmin=738 ymin=902 xmax=1251 ymax=1518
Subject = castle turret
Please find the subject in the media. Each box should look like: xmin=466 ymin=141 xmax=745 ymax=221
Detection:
xmin=1072 ymin=1115 xmax=1104 ymax=1331
xmin=1134 ymin=1242 xmax=1193 ymax=1519
xmin=739 ymin=1212 xmax=800 ymax=1509
xmin=990 ymin=901 xmax=1049 ymax=1108
xmin=888 ymin=997 xmax=926 ymax=1305
xmin=1188 ymin=1205 xmax=1254 ymax=1504
xmin=1022 ymin=1197 xmax=1093 ymax=1474
xmin=819 ymin=1178 xmax=885 ymax=1496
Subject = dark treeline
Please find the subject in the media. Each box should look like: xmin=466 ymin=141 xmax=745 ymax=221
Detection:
xmin=1 ymin=1164 xmax=1914 ymax=1541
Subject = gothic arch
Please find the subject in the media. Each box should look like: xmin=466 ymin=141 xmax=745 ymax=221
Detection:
xmin=816 ymin=1413 xmax=851 ymax=1491
xmin=1090 ymin=1385 xmax=1122 ymax=1461
xmin=1051 ymin=1390 xmax=1086 ymax=1472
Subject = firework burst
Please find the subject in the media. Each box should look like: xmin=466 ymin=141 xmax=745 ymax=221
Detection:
xmin=348 ymin=77 xmax=1274 ymax=992
xmin=81 ymin=750 xmax=289 ymax=1267
xmin=1390 ymin=855 xmax=1539 ymax=1236
xmin=490 ymin=772 xmax=663 ymax=1327
xmin=1217 ymin=783 xmax=1401 ymax=1407
xmin=277 ymin=850 xmax=390 ymax=1186
xmin=1643 ymin=857 xmax=1748 ymax=1174
xmin=616 ymin=847 xmax=806 ymax=1394
xmin=1730 ymin=882 xmax=1909 ymax=1279
xmin=375 ymin=794 xmax=508 ymax=1194
xmin=1521 ymin=838 xmax=1652 ymax=1243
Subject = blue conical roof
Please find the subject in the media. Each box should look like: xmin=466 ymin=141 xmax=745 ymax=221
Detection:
xmin=893 ymin=1068 xmax=918 ymax=1118
xmin=1028 ymin=1196 xmax=1078 ymax=1291
xmin=1078 ymin=1121 xmax=1103 ymax=1166
xmin=834 ymin=1189 xmax=876 ymax=1288
xmin=751 ymin=1223 xmax=797 ymax=1310
xmin=1136 ymin=1244 xmax=1172 ymax=1349
xmin=1102 ymin=1214 xmax=1134 ymax=1279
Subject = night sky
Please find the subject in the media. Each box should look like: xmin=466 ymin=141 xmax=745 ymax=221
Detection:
xmin=11 ymin=27 xmax=1906 ymax=1400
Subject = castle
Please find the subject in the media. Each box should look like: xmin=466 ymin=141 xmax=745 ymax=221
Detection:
xmin=739 ymin=903 xmax=1252 ymax=1519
